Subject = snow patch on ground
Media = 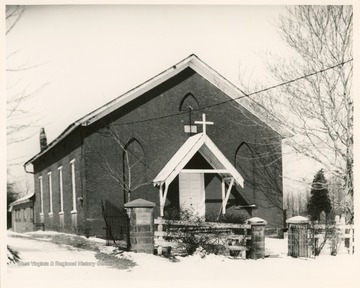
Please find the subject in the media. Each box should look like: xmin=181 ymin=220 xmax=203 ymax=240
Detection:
xmin=6 ymin=231 xmax=360 ymax=288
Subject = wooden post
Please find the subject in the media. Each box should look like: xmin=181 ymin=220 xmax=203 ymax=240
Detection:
xmin=221 ymin=179 xmax=225 ymax=214
xmin=221 ymin=178 xmax=234 ymax=215
xmin=159 ymin=184 xmax=164 ymax=217
xmin=159 ymin=183 xmax=169 ymax=218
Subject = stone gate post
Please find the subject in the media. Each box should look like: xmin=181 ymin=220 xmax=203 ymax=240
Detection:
xmin=247 ymin=217 xmax=267 ymax=259
xmin=124 ymin=198 xmax=155 ymax=254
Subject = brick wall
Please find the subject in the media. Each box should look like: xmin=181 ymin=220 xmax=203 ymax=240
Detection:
xmin=31 ymin=67 xmax=284 ymax=237
xmin=83 ymin=68 xmax=284 ymax=233
xmin=32 ymin=128 xmax=84 ymax=233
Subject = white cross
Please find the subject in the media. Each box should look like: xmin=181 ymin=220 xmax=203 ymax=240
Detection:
xmin=195 ymin=113 xmax=214 ymax=135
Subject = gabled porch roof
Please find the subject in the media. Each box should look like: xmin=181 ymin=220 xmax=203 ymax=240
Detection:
xmin=153 ymin=133 xmax=244 ymax=188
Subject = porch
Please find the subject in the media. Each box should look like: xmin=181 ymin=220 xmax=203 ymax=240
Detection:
xmin=153 ymin=132 xmax=247 ymax=220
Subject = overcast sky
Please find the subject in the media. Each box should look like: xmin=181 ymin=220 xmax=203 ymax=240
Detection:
xmin=6 ymin=5 xmax=319 ymax=193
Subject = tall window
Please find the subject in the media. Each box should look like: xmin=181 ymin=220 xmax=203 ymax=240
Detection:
xmin=235 ymin=142 xmax=255 ymax=204
xmin=179 ymin=93 xmax=200 ymax=134
xmin=39 ymin=176 xmax=44 ymax=215
xmin=123 ymin=138 xmax=145 ymax=203
xmin=58 ymin=166 xmax=64 ymax=213
xmin=70 ymin=159 xmax=77 ymax=212
xmin=48 ymin=172 xmax=53 ymax=215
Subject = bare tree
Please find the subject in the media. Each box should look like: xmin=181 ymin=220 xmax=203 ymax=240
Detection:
xmin=327 ymin=174 xmax=352 ymax=222
xmin=6 ymin=5 xmax=24 ymax=35
xmin=6 ymin=6 xmax=48 ymax=148
xmin=241 ymin=6 xmax=353 ymax=221
xmin=91 ymin=124 xmax=156 ymax=203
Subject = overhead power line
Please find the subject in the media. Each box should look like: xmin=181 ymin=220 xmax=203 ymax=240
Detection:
xmin=110 ymin=58 xmax=353 ymax=127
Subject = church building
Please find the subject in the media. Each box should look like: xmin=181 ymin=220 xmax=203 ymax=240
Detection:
xmin=24 ymin=54 xmax=292 ymax=237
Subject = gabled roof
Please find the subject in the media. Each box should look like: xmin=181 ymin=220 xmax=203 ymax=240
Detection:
xmin=8 ymin=193 xmax=35 ymax=211
xmin=153 ymin=133 xmax=244 ymax=188
xmin=25 ymin=54 xmax=293 ymax=166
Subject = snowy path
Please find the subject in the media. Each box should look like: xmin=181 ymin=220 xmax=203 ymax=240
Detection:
xmin=6 ymin=235 xmax=360 ymax=288
xmin=6 ymin=236 xmax=131 ymax=287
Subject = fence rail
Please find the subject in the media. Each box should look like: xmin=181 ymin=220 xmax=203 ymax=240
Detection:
xmin=288 ymin=221 xmax=354 ymax=257
xmin=312 ymin=224 xmax=354 ymax=254
xmin=154 ymin=218 xmax=252 ymax=258
xmin=154 ymin=218 xmax=251 ymax=229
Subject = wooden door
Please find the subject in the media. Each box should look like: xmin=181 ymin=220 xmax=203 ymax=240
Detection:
xmin=179 ymin=173 xmax=205 ymax=218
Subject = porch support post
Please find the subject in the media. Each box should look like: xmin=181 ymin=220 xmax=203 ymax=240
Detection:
xmin=221 ymin=179 xmax=226 ymax=215
xmin=159 ymin=183 xmax=164 ymax=217
xmin=222 ymin=178 xmax=235 ymax=215
xmin=159 ymin=182 xmax=169 ymax=217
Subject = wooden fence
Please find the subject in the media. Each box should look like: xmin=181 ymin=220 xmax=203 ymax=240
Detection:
xmin=343 ymin=226 xmax=355 ymax=254
xmin=312 ymin=223 xmax=354 ymax=255
xmin=154 ymin=217 xmax=252 ymax=258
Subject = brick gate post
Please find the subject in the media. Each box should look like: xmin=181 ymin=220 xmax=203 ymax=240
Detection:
xmin=247 ymin=217 xmax=267 ymax=259
xmin=124 ymin=198 xmax=156 ymax=254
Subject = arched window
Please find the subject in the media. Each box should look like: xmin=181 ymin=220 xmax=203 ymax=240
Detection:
xmin=179 ymin=93 xmax=200 ymax=112
xmin=179 ymin=93 xmax=200 ymax=134
xmin=122 ymin=138 xmax=145 ymax=202
xmin=235 ymin=142 xmax=255 ymax=204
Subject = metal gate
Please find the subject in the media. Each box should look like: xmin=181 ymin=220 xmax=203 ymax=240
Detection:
xmin=101 ymin=199 xmax=129 ymax=248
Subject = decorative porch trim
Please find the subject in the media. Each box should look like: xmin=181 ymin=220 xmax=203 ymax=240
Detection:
xmin=159 ymin=183 xmax=169 ymax=217
xmin=153 ymin=133 xmax=244 ymax=187
xmin=181 ymin=169 xmax=228 ymax=174
xmin=222 ymin=177 xmax=235 ymax=215
xmin=153 ymin=132 xmax=245 ymax=218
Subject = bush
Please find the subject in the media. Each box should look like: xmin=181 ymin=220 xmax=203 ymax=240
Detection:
xmin=216 ymin=213 xmax=247 ymax=224
xmin=164 ymin=209 xmax=244 ymax=256
xmin=308 ymin=222 xmax=340 ymax=256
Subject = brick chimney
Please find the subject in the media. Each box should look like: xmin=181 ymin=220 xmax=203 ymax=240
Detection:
xmin=40 ymin=128 xmax=47 ymax=151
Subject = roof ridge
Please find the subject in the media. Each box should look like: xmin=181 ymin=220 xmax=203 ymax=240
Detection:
xmin=24 ymin=54 xmax=292 ymax=167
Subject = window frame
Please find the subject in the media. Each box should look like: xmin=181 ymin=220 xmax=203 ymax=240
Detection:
xmin=58 ymin=166 xmax=64 ymax=214
xmin=47 ymin=171 xmax=53 ymax=215
xmin=70 ymin=159 xmax=77 ymax=213
xmin=39 ymin=176 xmax=44 ymax=216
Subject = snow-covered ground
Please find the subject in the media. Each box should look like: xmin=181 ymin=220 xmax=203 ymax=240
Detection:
xmin=6 ymin=231 xmax=360 ymax=288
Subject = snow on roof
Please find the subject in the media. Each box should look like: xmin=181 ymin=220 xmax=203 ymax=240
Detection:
xmin=25 ymin=54 xmax=293 ymax=167
xmin=153 ymin=133 xmax=204 ymax=185
xmin=153 ymin=133 xmax=244 ymax=188
xmin=9 ymin=193 xmax=35 ymax=206
xmin=9 ymin=193 xmax=35 ymax=211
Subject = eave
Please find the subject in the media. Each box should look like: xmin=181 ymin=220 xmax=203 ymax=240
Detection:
xmin=24 ymin=54 xmax=293 ymax=167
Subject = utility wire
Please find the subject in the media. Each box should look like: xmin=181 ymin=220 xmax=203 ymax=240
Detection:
xmin=110 ymin=58 xmax=353 ymax=127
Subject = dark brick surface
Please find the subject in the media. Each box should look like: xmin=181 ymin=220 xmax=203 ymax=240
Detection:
xmin=31 ymin=67 xmax=284 ymax=237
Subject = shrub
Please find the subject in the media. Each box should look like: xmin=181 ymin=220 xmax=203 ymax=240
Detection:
xmin=164 ymin=209 xmax=242 ymax=256
xmin=216 ymin=213 xmax=247 ymax=224
xmin=307 ymin=169 xmax=332 ymax=221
